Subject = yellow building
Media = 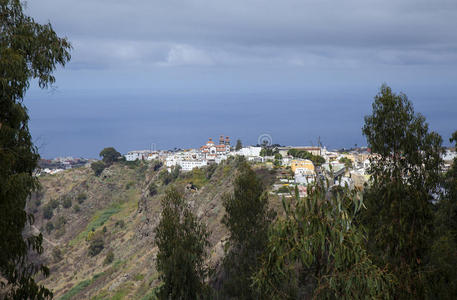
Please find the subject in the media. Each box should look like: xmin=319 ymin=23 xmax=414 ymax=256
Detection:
xmin=291 ymin=159 xmax=315 ymax=173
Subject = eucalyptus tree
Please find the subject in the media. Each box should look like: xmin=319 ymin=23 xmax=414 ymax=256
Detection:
xmin=155 ymin=187 xmax=210 ymax=299
xmin=362 ymin=84 xmax=444 ymax=298
xmin=0 ymin=0 xmax=71 ymax=298
xmin=254 ymin=183 xmax=394 ymax=299
xmin=221 ymin=161 xmax=275 ymax=299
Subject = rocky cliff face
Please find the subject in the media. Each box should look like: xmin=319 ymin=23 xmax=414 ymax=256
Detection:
xmin=29 ymin=159 xmax=247 ymax=299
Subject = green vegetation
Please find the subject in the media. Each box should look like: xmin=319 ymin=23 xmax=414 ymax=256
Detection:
xmin=205 ymin=163 xmax=217 ymax=179
xmin=235 ymin=139 xmax=243 ymax=150
xmin=70 ymin=204 xmax=121 ymax=246
xmin=89 ymin=205 xmax=121 ymax=231
xmin=338 ymin=156 xmax=353 ymax=168
xmin=148 ymin=183 xmax=158 ymax=196
xmin=115 ymin=220 xmax=125 ymax=229
xmin=159 ymin=166 xmax=180 ymax=185
xmin=362 ymin=84 xmax=445 ymax=298
xmin=43 ymin=204 xmax=54 ymax=220
xmin=88 ymin=236 xmax=104 ymax=256
xmin=254 ymin=184 xmax=394 ymax=299
xmin=52 ymin=247 xmax=62 ymax=262
xmin=60 ymin=278 xmax=92 ymax=300
xmin=91 ymin=161 xmax=106 ymax=176
xmin=50 ymin=198 xmax=59 ymax=209
xmin=180 ymin=167 xmax=208 ymax=189
xmin=220 ymin=162 xmax=275 ymax=299
xmin=54 ymin=216 xmax=66 ymax=231
xmin=60 ymin=272 xmax=105 ymax=300
xmin=103 ymin=250 xmax=115 ymax=265
xmin=62 ymin=196 xmax=72 ymax=208
xmin=155 ymin=187 xmax=210 ymax=299
xmin=0 ymin=0 xmax=70 ymax=295
xmin=45 ymin=221 xmax=54 ymax=234
xmin=77 ymin=192 xmax=87 ymax=204
xmin=287 ymin=148 xmax=326 ymax=166
xmin=111 ymin=286 xmax=130 ymax=300
xmin=260 ymin=147 xmax=278 ymax=157
xmin=99 ymin=147 xmax=121 ymax=165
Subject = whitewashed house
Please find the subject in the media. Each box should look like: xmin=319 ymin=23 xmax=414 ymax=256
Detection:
xmin=179 ymin=160 xmax=208 ymax=171
xmin=294 ymin=168 xmax=316 ymax=184
xmin=125 ymin=150 xmax=153 ymax=161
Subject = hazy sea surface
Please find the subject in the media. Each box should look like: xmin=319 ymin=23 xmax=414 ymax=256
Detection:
xmin=25 ymin=87 xmax=457 ymax=158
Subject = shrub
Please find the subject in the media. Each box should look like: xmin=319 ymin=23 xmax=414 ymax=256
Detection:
xmin=55 ymin=227 xmax=66 ymax=239
xmin=73 ymin=204 xmax=81 ymax=213
xmin=206 ymin=163 xmax=217 ymax=179
xmin=77 ymin=192 xmax=87 ymax=204
xmin=115 ymin=220 xmax=125 ymax=229
xmin=43 ymin=204 xmax=53 ymax=220
xmin=91 ymin=161 xmax=106 ymax=176
xmin=34 ymin=198 xmax=42 ymax=207
xmin=153 ymin=160 xmax=163 ymax=171
xmin=62 ymin=196 xmax=72 ymax=208
xmin=148 ymin=183 xmax=157 ymax=196
xmin=52 ymin=247 xmax=62 ymax=262
xmin=125 ymin=181 xmax=135 ymax=190
xmin=103 ymin=250 xmax=114 ymax=265
xmin=50 ymin=198 xmax=59 ymax=209
xmin=86 ymin=230 xmax=95 ymax=241
xmin=159 ymin=170 xmax=172 ymax=185
xmin=45 ymin=221 xmax=54 ymax=233
xmin=54 ymin=216 xmax=66 ymax=230
xmin=88 ymin=237 xmax=104 ymax=256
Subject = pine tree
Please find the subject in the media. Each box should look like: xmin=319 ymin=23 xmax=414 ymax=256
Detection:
xmin=235 ymin=139 xmax=243 ymax=151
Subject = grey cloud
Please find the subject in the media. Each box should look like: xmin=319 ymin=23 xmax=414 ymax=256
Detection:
xmin=26 ymin=0 xmax=457 ymax=70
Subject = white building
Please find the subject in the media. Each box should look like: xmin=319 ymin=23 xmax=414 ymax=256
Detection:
xmin=294 ymin=168 xmax=315 ymax=184
xmin=125 ymin=150 xmax=153 ymax=161
xmin=237 ymin=146 xmax=262 ymax=157
xmin=179 ymin=160 xmax=208 ymax=171
xmin=200 ymin=137 xmax=231 ymax=161
xmin=443 ymin=149 xmax=457 ymax=162
xmin=146 ymin=152 xmax=159 ymax=161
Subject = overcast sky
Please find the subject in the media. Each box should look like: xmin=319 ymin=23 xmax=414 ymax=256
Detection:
xmin=24 ymin=0 xmax=457 ymax=157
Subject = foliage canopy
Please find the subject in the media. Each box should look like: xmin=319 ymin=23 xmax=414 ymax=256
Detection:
xmin=361 ymin=84 xmax=444 ymax=298
xmin=155 ymin=187 xmax=210 ymax=299
xmin=220 ymin=162 xmax=275 ymax=299
xmin=0 ymin=0 xmax=70 ymax=298
xmin=254 ymin=183 xmax=394 ymax=299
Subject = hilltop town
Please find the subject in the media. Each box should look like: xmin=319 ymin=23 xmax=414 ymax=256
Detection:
xmin=40 ymin=135 xmax=455 ymax=197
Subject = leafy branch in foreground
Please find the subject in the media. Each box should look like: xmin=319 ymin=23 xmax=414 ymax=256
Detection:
xmin=253 ymin=182 xmax=395 ymax=299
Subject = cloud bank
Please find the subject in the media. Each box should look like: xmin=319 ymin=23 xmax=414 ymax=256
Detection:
xmin=26 ymin=0 xmax=457 ymax=70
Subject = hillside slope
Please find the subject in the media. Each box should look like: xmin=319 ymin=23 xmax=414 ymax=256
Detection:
xmin=28 ymin=158 xmax=275 ymax=299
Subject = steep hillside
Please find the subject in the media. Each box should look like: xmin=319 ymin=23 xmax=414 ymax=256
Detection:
xmin=28 ymin=158 xmax=277 ymax=299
